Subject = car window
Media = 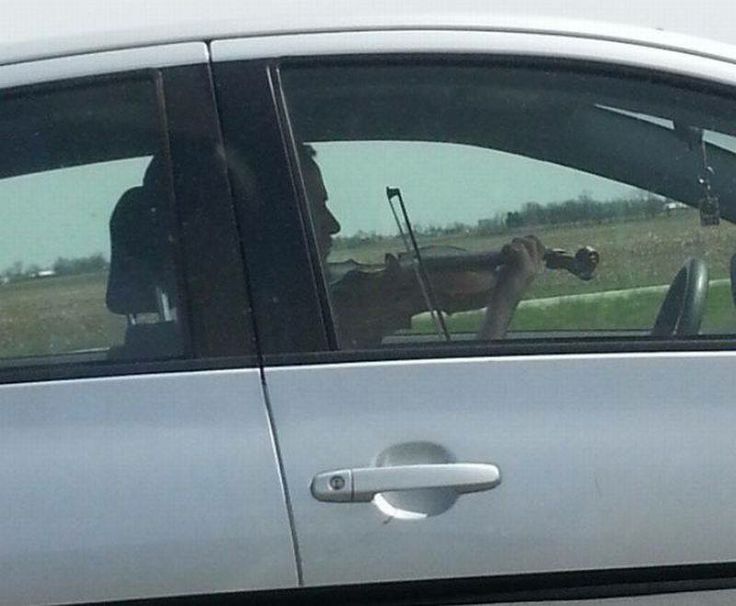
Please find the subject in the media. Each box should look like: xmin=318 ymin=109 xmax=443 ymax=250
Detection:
xmin=280 ymin=63 xmax=736 ymax=351
xmin=0 ymin=77 xmax=184 ymax=365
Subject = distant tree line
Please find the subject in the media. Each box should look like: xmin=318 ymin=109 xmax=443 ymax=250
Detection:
xmin=52 ymin=253 xmax=108 ymax=276
xmin=500 ymin=193 xmax=666 ymax=232
xmin=333 ymin=193 xmax=676 ymax=248
xmin=1 ymin=253 xmax=108 ymax=283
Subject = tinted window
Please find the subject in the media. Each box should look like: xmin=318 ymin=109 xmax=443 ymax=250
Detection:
xmin=281 ymin=64 xmax=736 ymax=351
xmin=0 ymin=77 xmax=184 ymax=365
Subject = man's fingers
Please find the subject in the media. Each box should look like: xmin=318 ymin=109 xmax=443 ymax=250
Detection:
xmin=525 ymin=234 xmax=546 ymax=260
xmin=512 ymin=237 xmax=535 ymax=261
xmin=499 ymin=235 xmax=546 ymax=279
xmin=509 ymin=236 xmax=542 ymax=262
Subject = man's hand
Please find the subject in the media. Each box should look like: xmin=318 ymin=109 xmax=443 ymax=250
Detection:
xmin=477 ymin=235 xmax=545 ymax=340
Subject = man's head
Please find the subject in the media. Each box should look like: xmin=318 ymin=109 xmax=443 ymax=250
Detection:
xmin=300 ymin=145 xmax=341 ymax=261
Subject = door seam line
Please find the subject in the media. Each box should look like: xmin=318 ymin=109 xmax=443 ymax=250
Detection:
xmin=258 ymin=367 xmax=305 ymax=586
xmin=203 ymin=51 xmax=304 ymax=587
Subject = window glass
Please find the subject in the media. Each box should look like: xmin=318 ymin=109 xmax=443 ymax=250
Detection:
xmin=282 ymin=64 xmax=736 ymax=350
xmin=0 ymin=78 xmax=184 ymax=364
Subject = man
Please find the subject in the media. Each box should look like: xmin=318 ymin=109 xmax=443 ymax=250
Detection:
xmin=300 ymin=146 xmax=545 ymax=348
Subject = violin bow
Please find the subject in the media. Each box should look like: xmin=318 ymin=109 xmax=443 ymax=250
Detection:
xmin=386 ymin=187 xmax=452 ymax=342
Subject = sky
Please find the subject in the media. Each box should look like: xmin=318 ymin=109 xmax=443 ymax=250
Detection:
xmin=312 ymin=141 xmax=642 ymax=237
xmin=0 ymin=157 xmax=149 ymax=272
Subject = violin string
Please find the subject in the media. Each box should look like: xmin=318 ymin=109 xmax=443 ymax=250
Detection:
xmin=386 ymin=188 xmax=451 ymax=342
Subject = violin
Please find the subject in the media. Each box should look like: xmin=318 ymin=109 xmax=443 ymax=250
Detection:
xmin=327 ymin=244 xmax=600 ymax=347
xmin=329 ymin=245 xmax=600 ymax=285
xmin=328 ymin=185 xmax=600 ymax=347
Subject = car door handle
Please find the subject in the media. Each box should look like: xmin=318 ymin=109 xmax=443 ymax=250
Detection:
xmin=311 ymin=463 xmax=501 ymax=503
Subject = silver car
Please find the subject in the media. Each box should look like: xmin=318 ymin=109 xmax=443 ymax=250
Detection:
xmin=2 ymin=1 xmax=736 ymax=604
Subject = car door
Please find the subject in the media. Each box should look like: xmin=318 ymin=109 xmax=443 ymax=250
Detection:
xmin=0 ymin=45 xmax=296 ymax=605
xmin=212 ymin=31 xmax=736 ymax=601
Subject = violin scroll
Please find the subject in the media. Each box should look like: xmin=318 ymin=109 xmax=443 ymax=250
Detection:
xmin=544 ymin=246 xmax=600 ymax=281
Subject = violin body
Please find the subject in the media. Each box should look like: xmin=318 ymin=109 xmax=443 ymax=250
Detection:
xmin=327 ymin=244 xmax=599 ymax=347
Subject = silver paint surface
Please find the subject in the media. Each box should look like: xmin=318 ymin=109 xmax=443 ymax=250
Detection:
xmin=265 ymin=352 xmax=736 ymax=585
xmin=0 ymin=369 xmax=296 ymax=605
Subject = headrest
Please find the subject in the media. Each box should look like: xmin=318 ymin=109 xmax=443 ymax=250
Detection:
xmin=143 ymin=154 xmax=167 ymax=192
xmin=106 ymin=158 xmax=176 ymax=315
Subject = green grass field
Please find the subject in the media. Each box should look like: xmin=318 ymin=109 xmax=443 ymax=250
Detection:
xmin=411 ymin=280 xmax=735 ymax=336
xmin=0 ymin=272 xmax=125 ymax=359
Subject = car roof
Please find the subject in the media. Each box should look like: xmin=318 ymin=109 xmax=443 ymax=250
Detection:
xmin=3 ymin=0 xmax=736 ymax=66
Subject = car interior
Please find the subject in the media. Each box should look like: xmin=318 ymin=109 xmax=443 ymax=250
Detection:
xmin=284 ymin=63 xmax=736 ymax=344
xmin=0 ymin=79 xmax=183 ymax=364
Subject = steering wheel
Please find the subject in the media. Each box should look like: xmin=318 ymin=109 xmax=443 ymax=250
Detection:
xmin=651 ymin=257 xmax=709 ymax=337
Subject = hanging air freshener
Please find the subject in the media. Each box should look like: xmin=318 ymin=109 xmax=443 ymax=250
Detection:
xmin=698 ymin=141 xmax=720 ymax=226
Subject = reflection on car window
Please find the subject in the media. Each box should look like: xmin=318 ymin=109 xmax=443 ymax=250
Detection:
xmin=0 ymin=78 xmax=184 ymax=365
xmin=282 ymin=64 xmax=736 ymax=350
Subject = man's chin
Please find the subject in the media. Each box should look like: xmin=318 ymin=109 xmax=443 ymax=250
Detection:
xmin=319 ymin=239 xmax=332 ymax=259
xmin=317 ymin=246 xmax=331 ymax=263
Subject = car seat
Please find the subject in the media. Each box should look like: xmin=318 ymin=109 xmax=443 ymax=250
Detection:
xmin=106 ymin=157 xmax=183 ymax=360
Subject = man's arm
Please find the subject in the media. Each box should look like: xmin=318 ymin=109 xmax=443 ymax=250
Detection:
xmin=477 ymin=235 xmax=545 ymax=340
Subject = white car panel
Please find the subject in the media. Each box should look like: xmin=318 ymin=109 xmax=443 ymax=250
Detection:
xmin=212 ymin=30 xmax=736 ymax=85
xmin=0 ymin=42 xmax=208 ymax=90
xmin=0 ymin=370 xmax=296 ymax=605
xmin=264 ymin=352 xmax=736 ymax=585
xmin=3 ymin=1 xmax=736 ymax=68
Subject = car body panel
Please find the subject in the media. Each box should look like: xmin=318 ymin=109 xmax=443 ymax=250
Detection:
xmin=265 ymin=352 xmax=736 ymax=586
xmin=213 ymin=31 xmax=736 ymax=589
xmin=212 ymin=29 xmax=736 ymax=85
xmin=0 ymin=39 xmax=296 ymax=605
xmin=0 ymin=42 xmax=208 ymax=90
xmin=211 ymin=24 xmax=736 ymax=591
xmin=3 ymin=1 xmax=736 ymax=67
xmin=0 ymin=370 xmax=297 ymax=605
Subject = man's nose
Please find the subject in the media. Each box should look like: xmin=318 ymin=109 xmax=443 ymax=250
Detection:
xmin=326 ymin=210 xmax=341 ymax=234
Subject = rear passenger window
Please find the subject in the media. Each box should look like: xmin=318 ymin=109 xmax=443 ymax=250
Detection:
xmin=0 ymin=77 xmax=184 ymax=365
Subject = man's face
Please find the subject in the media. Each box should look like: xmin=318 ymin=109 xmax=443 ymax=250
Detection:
xmin=303 ymin=157 xmax=341 ymax=261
